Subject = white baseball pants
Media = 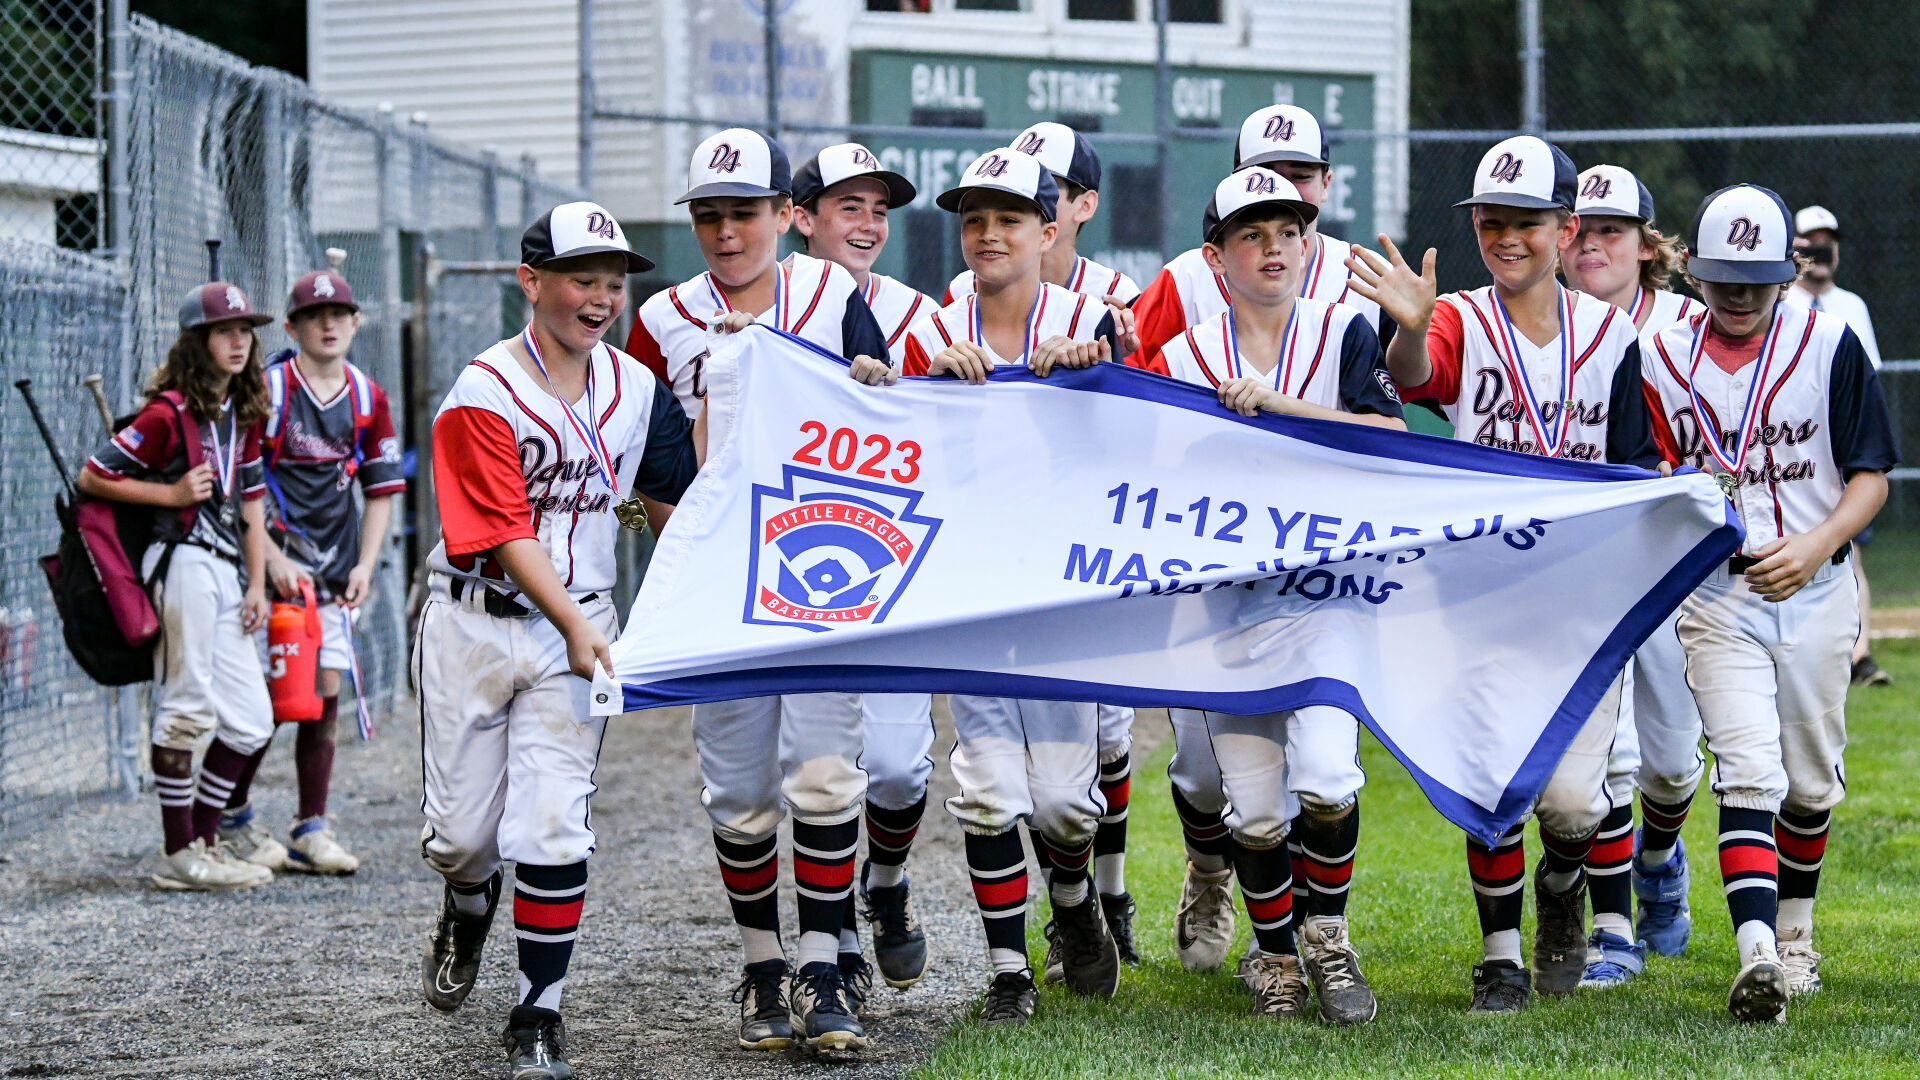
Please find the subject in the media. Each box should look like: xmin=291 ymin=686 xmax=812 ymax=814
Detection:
xmin=1098 ymin=704 xmax=1135 ymax=765
xmin=1531 ymin=671 xmax=1625 ymax=840
xmin=1679 ymin=558 xmax=1856 ymax=815
xmin=693 ymin=693 xmax=867 ymax=842
xmin=1617 ymin=609 xmax=1707 ymax=806
xmin=145 ymin=544 xmax=274 ymax=754
xmin=1173 ymin=704 xmax=1364 ymax=847
xmin=859 ymin=692 xmax=936 ymax=812
xmin=946 ymin=695 xmax=1102 ymax=842
xmin=415 ymin=584 xmax=616 ymax=882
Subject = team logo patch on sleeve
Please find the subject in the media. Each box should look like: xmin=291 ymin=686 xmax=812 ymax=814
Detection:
xmin=746 ymin=467 xmax=941 ymax=630
xmin=1376 ymin=368 xmax=1402 ymax=403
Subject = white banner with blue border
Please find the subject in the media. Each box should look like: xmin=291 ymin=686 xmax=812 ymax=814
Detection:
xmin=598 ymin=326 xmax=1742 ymax=844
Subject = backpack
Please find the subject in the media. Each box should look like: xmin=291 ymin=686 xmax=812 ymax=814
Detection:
xmin=39 ymin=391 xmax=204 ymax=686
xmin=261 ymin=353 xmax=375 ymax=538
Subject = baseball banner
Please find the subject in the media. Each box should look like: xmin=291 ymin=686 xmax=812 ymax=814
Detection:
xmin=598 ymin=326 xmax=1742 ymax=843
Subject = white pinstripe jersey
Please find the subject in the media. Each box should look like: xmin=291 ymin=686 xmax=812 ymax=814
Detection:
xmin=901 ymin=283 xmax=1115 ymax=375
xmin=945 ymin=254 xmax=1140 ymax=307
xmin=856 ymin=271 xmax=935 ymax=369
xmin=1147 ymin=234 xmax=1381 ymax=337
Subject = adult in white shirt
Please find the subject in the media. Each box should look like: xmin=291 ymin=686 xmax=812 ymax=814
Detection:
xmin=1787 ymin=204 xmax=1890 ymax=686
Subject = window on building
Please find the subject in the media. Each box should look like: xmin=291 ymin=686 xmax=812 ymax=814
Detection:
xmin=954 ymin=0 xmax=1025 ymax=10
xmin=867 ymin=0 xmax=933 ymax=10
xmin=1170 ymin=0 xmax=1223 ymax=21
xmin=1067 ymin=0 xmax=1134 ymax=19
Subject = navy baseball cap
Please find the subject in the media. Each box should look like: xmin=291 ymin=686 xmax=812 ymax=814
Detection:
xmin=1575 ymin=164 xmax=1656 ymax=224
xmin=936 ymin=150 xmax=1059 ymax=220
xmin=1456 ymin=135 xmax=1577 ymax=212
xmin=521 ymin=201 xmax=655 ymax=273
xmin=679 ymin=128 xmax=791 ymax=204
xmin=791 ymin=143 xmax=916 ymax=209
xmin=1202 ymin=167 xmax=1320 ymax=244
xmin=1234 ymin=104 xmax=1330 ymax=169
xmin=1688 ymin=184 xmax=1798 ymax=285
xmin=1009 ymin=122 xmax=1102 ymax=192
xmin=179 ymin=281 xmax=272 ymax=331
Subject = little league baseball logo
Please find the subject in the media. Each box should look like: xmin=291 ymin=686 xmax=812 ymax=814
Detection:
xmin=745 ymin=466 xmax=941 ymax=630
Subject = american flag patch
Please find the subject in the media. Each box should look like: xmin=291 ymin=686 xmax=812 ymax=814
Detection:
xmin=119 ymin=428 xmax=144 ymax=449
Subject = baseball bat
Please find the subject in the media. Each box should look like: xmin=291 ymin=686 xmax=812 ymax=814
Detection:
xmin=326 ymin=247 xmax=348 ymax=272
xmin=12 ymin=379 xmax=76 ymax=499
xmin=206 ymin=237 xmax=221 ymax=281
xmin=82 ymin=374 xmax=114 ymax=435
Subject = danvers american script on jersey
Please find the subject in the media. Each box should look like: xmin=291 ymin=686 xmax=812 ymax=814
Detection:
xmin=598 ymin=326 xmax=1742 ymax=844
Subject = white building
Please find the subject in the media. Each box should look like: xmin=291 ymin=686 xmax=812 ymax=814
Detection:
xmin=309 ymin=0 xmax=1408 ymax=284
xmin=0 ymin=128 xmax=101 ymax=247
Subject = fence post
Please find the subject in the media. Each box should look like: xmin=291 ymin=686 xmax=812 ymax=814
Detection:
xmin=1154 ymin=0 xmax=1172 ymax=262
xmin=1518 ymin=0 xmax=1543 ymax=134
xmin=764 ymin=0 xmax=780 ymax=141
xmin=521 ymin=152 xmax=541 ymax=223
xmin=261 ymin=80 xmax=290 ymax=299
xmin=579 ymin=0 xmax=595 ymax=197
xmin=482 ymin=149 xmax=503 ymax=260
xmin=376 ymin=112 xmax=409 ymax=717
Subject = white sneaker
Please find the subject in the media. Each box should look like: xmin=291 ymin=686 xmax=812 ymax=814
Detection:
xmin=1777 ymin=926 xmax=1823 ymax=997
xmin=285 ymin=818 xmax=360 ymax=875
xmin=1235 ymin=945 xmax=1267 ymax=992
xmin=219 ymin=813 xmax=288 ymax=870
xmin=1175 ymin=862 xmax=1237 ymax=972
xmin=1728 ymin=940 xmax=1788 ymax=1024
xmin=152 ymin=838 xmax=274 ymax=891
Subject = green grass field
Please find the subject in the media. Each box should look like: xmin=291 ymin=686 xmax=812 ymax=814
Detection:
xmin=1862 ymin=527 xmax=1920 ymax=609
xmin=912 ymin=639 xmax=1920 ymax=1079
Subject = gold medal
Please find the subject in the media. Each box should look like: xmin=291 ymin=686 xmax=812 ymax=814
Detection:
xmin=1716 ymin=471 xmax=1740 ymax=502
xmin=613 ymin=496 xmax=650 ymax=533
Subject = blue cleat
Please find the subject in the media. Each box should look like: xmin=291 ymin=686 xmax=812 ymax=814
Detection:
xmin=1578 ymin=930 xmax=1647 ymax=988
xmin=1632 ymin=833 xmax=1692 ymax=957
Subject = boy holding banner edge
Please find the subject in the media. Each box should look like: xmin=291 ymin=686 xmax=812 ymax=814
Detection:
xmin=1153 ymin=166 xmax=1405 ymax=1025
xmin=851 ymin=148 xmax=1117 ymax=1027
xmin=1347 ymin=134 xmax=1662 ymax=1014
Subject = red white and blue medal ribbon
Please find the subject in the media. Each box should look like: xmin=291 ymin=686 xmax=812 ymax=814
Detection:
xmin=1685 ymin=302 xmax=1785 ymax=484
xmin=1067 ymin=257 xmax=1088 ymax=293
xmin=968 ymin=287 xmax=1047 ymax=366
xmin=520 ymin=326 xmax=617 ymax=492
xmin=339 ymin=605 xmax=373 ymax=740
xmin=1221 ymin=304 xmax=1302 ymax=394
xmin=207 ymin=406 xmax=237 ymax=499
xmin=1299 ymin=236 xmax=1326 ymax=299
xmin=1626 ymin=287 xmax=1647 ymax=325
xmin=708 ymin=264 xmax=789 ymax=332
xmin=1490 ymin=286 xmax=1578 ymax=457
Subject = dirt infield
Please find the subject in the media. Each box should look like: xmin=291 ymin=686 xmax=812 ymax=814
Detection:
xmin=1 ymin=702 xmax=1165 ymax=1079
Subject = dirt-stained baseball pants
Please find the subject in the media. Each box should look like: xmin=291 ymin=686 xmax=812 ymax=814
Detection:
xmin=693 ymin=693 xmax=867 ymax=842
xmin=1679 ymin=558 xmax=1856 ymax=816
xmin=946 ymin=695 xmax=1103 ymax=843
xmin=1170 ymin=704 xmax=1362 ymax=847
xmin=415 ymin=581 xmax=617 ymax=882
xmin=145 ymin=543 xmax=274 ymax=755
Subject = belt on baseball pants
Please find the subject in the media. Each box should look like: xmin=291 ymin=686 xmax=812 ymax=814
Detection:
xmin=447 ymin=576 xmax=597 ymax=619
xmin=1726 ymin=548 xmax=1847 ymax=576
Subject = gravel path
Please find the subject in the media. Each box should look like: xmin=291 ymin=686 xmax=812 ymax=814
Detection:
xmin=1 ymin=702 xmax=1168 ymax=1079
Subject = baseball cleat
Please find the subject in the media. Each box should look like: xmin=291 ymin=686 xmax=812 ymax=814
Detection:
xmin=1777 ymin=927 xmax=1823 ymax=997
xmin=1531 ymin=863 xmax=1589 ymax=995
xmin=285 ymin=817 xmax=360 ymax=875
xmin=501 ymin=1005 xmax=571 ymax=1079
xmin=978 ymin=969 xmax=1038 ymax=1028
xmin=1235 ymin=945 xmax=1266 ymax=993
xmin=218 ymin=806 xmax=288 ymax=871
xmin=1728 ymin=942 xmax=1789 ymax=1023
xmin=1632 ymin=834 xmax=1692 ymax=957
xmin=789 ymin=960 xmax=869 ymax=1053
xmin=1040 ymin=918 xmax=1065 ymax=986
xmin=1469 ymin=959 xmax=1532 ymax=1014
xmin=1050 ymin=894 xmax=1122 ymax=999
xmin=1101 ymin=892 xmax=1141 ymax=965
xmin=732 ymin=959 xmax=794 ymax=1050
xmin=1247 ymin=951 xmax=1311 ymax=1020
xmin=151 ymin=838 xmax=273 ymax=891
xmin=421 ymin=872 xmax=501 ymax=1012
xmin=861 ymin=862 xmax=929 ymax=989
xmin=839 ymin=952 xmax=875 ymax=1018
xmin=1578 ymin=929 xmax=1647 ymax=988
xmin=1175 ymin=862 xmax=1237 ymax=972
xmin=1851 ymin=654 xmax=1892 ymax=687
xmin=1300 ymin=916 xmax=1377 ymax=1024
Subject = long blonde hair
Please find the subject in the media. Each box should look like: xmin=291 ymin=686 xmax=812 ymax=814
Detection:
xmin=1638 ymin=224 xmax=1685 ymax=292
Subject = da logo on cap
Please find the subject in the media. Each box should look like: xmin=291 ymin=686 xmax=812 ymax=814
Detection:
xmin=1488 ymin=153 xmax=1524 ymax=185
xmin=1726 ymin=217 xmax=1763 ymax=252
xmin=850 ymin=146 xmax=878 ymax=169
xmin=708 ymin=143 xmax=742 ymax=173
xmin=1013 ymin=131 xmax=1046 ymax=156
xmin=1263 ymin=115 xmax=1295 ymax=142
xmin=976 ymin=154 xmax=1010 ymax=178
xmin=1580 ymin=174 xmax=1611 ymax=201
xmin=585 ymin=211 xmax=617 ymax=240
xmin=1245 ymin=171 xmax=1278 ymax=195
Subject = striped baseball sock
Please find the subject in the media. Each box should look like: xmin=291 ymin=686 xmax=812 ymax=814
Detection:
xmin=863 ymin=795 xmax=924 ymax=891
xmin=220 ymin=736 xmax=273 ymax=816
xmin=1718 ymin=807 xmax=1779 ymax=958
xmin=1538 ymin=826 xmax=1597 ymax=895
xmin=1586 ymin=801 xmax=1636 ymax=938
xmin=193 ymin=738 xmax=255 ymax=843
xmin=792 ymin=818 xmax=859 ymax=969
xmin=1233 ymin=838 xmax=1296 ymax=955
xmin=152 ymin=748 xmax=195 ymax=855
xmin=1172 ymin=786 xmax=1232 ymax=875
xmin=965 ymin=830 xmax=1030 ymax=975
xmin=1297 ymin=800 xmax=1359 ymax=919
xmin=1040 ymin=834 xmax=1095 ymax=909
xmin=1774 ymin=808 xmax=1831 ymax=935
xmin=841 ymin=887 xmax=862 ymax=958
xmin=714 ymin=831 xmax=784 ymax=965
xmin=293 ymin=699 xmax=337 ymax=820
xmin=1467 ymin=823 xmax=1526 ymax=963
xmin=1289 ymin=840 xmax=1308 ymax=908
xmin=1094 ymin=752 xmax=1131 ymax=897
xmin=514 ymin=861 xmax=587 ymax=1012
xmin=1637 ymin=791 xmax=1694 ymax=869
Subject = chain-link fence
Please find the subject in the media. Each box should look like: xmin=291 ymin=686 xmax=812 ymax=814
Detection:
xmin=0 ymin=6 xmax=579 ymax=837
xmin=0 ymin=0 xmax=102 ymax=251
